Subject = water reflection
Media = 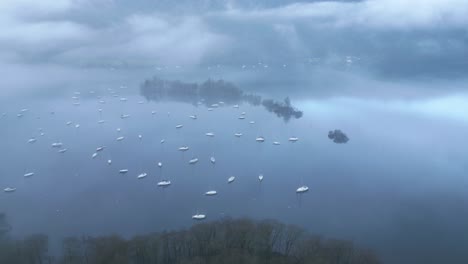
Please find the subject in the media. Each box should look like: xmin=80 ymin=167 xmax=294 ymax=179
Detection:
xmin=141 ymin=77 xmax=303 ymax=122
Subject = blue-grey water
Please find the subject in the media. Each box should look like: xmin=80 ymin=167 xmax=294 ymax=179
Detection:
xmin=1 ymin=68 xmax=468 ymax=264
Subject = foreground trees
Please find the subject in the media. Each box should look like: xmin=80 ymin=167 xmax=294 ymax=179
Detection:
xmin=0 ymin=218 xmax=380 ymax=264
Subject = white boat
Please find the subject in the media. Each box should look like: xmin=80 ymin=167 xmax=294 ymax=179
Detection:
xmin=211 ymin=104 xmax=219 ymax=108
xmin=256 ymin=137 xmax=265 ymax=142
xmin=233 ymin=105 xmax=239 ymax=108
xmin=20 ymin=108 xmax=29 ymax=112
xmin=40 ymin=133 xmax=45 ymax=136
xmin=210 ymin=157 xmax=216 ymax=164
xmin=241 ymin=112 xmax=246 ymax=115
xmin=138 ymin=101 xmax=144 ymax=104
xmin=258 ymin=174 xmax=264 ymax=182
xmin=28 ymin=138 xmax=37 ymax=144
xmin=4 ymin=187 xmax=16 ymax=193
xmin=96 ymin=146 xmax=105 ymax=152
xmin=189 ymin=115 xmax=197 ymax=120
xmin=160 ymin=139 xmax=165 ymax=144
xmin=116 ymin=136 xmax=125 ymax=141
xmin=238 ymin=116 xmax=245 ymax=120
xmin=24 ymin=172 xmax=34 ymax=177
xmin=98 ymin=120 xmax=105 ymax=124
xmin=205 ymin=190 xmax=218 ymax=196
xmin=108 ymin=159 xmax=112 ymax=165
xmin=75 ymin=124 xmax=80 ymax=128
xmin=192 ymin=214 xmax=206 ymax=220
xmin=157 ymin=180 xmax=171 ymax=187
xmin=296 ymin=186 xmax=309 ymax=193
xmin=71 ymin=96 xmax=79 ymax=100
xmin=58 ymin=149 xmax=68 ymax=153
xmin=228 ymin=176 xmax=235 ymax=183
xmin=119 ymin=169 xmax=129 ymax=174
xmin=92 ymin=153 xmax=98 ymax=159
xmin=66 ymin=121 xmax=72 ymax=126
xmin=138 ymin=135 xmax=142 ymax=140
xmin=179 ymin=146 xmax=189 ymax=151
xmin=116 ymin=128 xmax=121 ymax=132
xmin=151 ymin=111 xmax=157 ymax=115
xmin=51 ymin=142 xmax=63 ymax=148
xmin=120 ymin=114 xmax=131 ymax=119
xmin=273 ymin=141 xmax=281 ymax=145
xmin=73 ymin=102 xmax=80 ymax=106
xmin=234 ymin=133 xmax=243 ymax=137
xmin=158 ymin=162 xmax=163 ymax=168
xmin=189 ymin=158 xmax=199 ymax=164
xmin=205 ymin=132 xmax=215 ymax=137
xmin=137 ymin=173 xmax=148 ymax=179
xmin=207 ymin=108 xmax=214 ymax=111
xmin=99 ymin=100 xmax=106 ymax=104
xmin=175 ymin=124 xmax=183 ymax=129
xmin=289 ymin=137 xmax=299 ymax=142
xmin=249 ymin=121 xmax=255 ymax=124
xmin=120 ymin=98 xmax=128 ymax=102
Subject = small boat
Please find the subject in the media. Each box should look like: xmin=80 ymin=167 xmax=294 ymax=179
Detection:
xmin=20 ymin=108 xmax=29 ymax=112
xmin=51 ymin=143 xmax=63 ymax=148
xmin=99 ymin=100 xmax=106 ymax=104
xmin=92 ymin=153 xmax=98 ymax=159
xmin=234 ymin=133 xmax=243 ymax=137
xmin=120 ymin=114 xmax=131 ymax=119
xmin=233 ymin=105 xmax=239 ymax=108
xmin=151 ymin=111 xmax=157 ymax=115
xmin=205 ymin=132 xmax=215 ymax=137
xmin=96 ymin=146 xmax=105 ymax=152
xmin=138 ymin=101 xmax=144 ymax=104
xmin=179 ymin=146 xmax=189 ymax=151
xmin=66 ymin=121 xmax=72 ymax=126
xmin=4 ymin=187 xmax=16 ymax=193
xmin=71 ymin=96 xmax=79 ymax=100
xmin=289 ymin=137 xmax=299 ymax=142
xmin=241 ymin=112 xmax=246 ymax=115
xmin=256 ymin=137 xmax=265 ymax=142
xmin=228 ymin=176 xmax=235 ymax=183
xmin=28 ymin=138 xmax=37 ymax=144
xmin=119 ymin=169 xmax=129 ymax=174
xmin=116 ymin=128 xmax=121 ymax=132
xmin=189 ymin=115 xmax=197 ymax=120
xmin=137 ymin=173 xmax=148 ymax=179
xmin=238 ymin=116 xmax=245 ymax=120
xmin=211 ymin=104 xmax=219 ymax=108
xmin=138 ymin=135 xmax=142 ymax=140
xmin=40 ymin=133 xmax=45 ymax=136
xmin=210 ymin=157 xmax=216 ymax=164
xmin=157 ymin=180 xmax=171 ymax=187
xmin=273 ymin=141 xmax=281 ymax=145
xmin=296 ymin=186 xmax=309 ymax=193
xmin=24 ymin=172 xmax=34 ymax=177
xmin=192 ymin=214 xmax=206 ymax=220
xmin=207 ymin=108 xmax=214 ymax=111
xmin=73 ymin=102 xmax=80 ymax=106
xmin=75 ymin=124 xmax=80 ymax=128
xmin=116 ymin=136 xmax=124 ymax=141
xmin=175 ymin=124 xmax=183 ymax=129
xmin=120 ymin=98 xmax=128 ymax=102
xmin=189 ymin=158 xmax=199 ymax=164
xmin=258 ymin=174 xmax=264 ymax=182
xmin=158 ymin=162 xmax=163 ymax=168
xmin=58 ymin=149 xmax=68 ymax=153
xmin=98 ymin=120 xmax=105 ymax=124
xmin=205 ymin=190 xmax=218 ymax=196
xmin=249 ymin=121 xmax=255 ymax=124
xmin=107 ymin=160 xmax=112 ymax=165
xmin=160 ymin=139 xmax=165 ymax=144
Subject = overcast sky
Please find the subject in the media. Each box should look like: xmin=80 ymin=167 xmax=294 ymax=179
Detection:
xmin=1 ymin=0 xmax=467 ymax=96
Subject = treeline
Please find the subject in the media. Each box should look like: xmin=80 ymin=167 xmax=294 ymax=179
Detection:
xmin=0 ymin=216 xmax=380 ymax=264
xmin=140 ymin=77 xmax=302 ymax=122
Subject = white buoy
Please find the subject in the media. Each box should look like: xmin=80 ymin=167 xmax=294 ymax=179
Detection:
xmin=138 ymin=135 xmax=142 ymax=140
xmin=137 ymin=173 xmax=148 ymax=179
xmin=108 ymin=159 xmax=112 ymax=165
xmin=158 ymin=162 xmax=163 ymax=168
xmin=296 ymin=186 xmax=309 ymax=193
xmin=258 ymin=174 xmax=264 ymax=182
xmin=192 ymin=214 xmax=206 ymax=220
xmin=189 ymin=158 xmax=199 ymax=164
xmin=228 ymin=176 xmax=235 ymax=183
xmin=24 ymin=172 xmax=34 ymax=178
xmin=205 ymin=190 xmax=218 ymax=196
xmin=210 ymin=157 xmax=216 ymax=164
xmin=4 ymin=187 xmax=16 ymax=193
